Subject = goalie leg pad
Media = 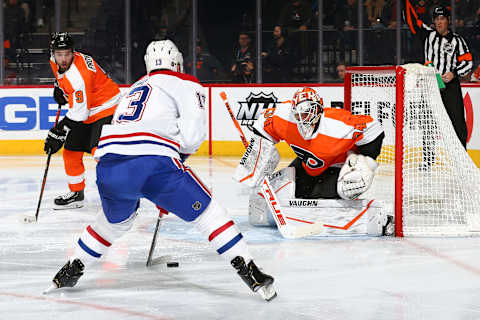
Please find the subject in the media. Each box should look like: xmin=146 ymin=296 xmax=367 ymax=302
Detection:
xmin=233 ymin=135 xmax=280 ymax=188
xmin=276 ymin=198 xmax=391 ymax=236
xmin=248 ymin=167 xmax=296 ymax=226
xmin=337 ymin=154 xmax=378 ymax=200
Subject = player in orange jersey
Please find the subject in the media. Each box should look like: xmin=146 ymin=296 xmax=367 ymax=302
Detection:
xmin=44 ymin=32 xmax=121 ymax=209
xmin=234 ymin=87 xmax=385 ymax=225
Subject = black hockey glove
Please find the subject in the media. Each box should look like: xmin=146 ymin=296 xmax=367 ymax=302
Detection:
xmin=44 ymin=126 xmax=67 ymax=154
xmin=53 ymin=82 xmax=68 ymax=106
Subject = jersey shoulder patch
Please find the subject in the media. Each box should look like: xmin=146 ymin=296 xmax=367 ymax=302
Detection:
xmin=264 ymin=108 xmax=295 ymax=143
xmin=78 ymin=53 xmax=97 ymax=72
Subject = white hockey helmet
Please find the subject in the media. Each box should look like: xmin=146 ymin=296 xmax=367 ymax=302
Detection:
xmin=144 ymin=40 xmax=184 ymax=74
xmin=291 ymin=87 xmax=324 ymax=139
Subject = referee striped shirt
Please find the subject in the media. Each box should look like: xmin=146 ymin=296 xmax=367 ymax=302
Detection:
xmin=422 ymin=25 xmax=473 ymax=77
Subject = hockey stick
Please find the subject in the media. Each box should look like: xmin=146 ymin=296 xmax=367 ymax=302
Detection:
xmin=146 ymin=206 xmax=179 ymax=267
xmin=146 ymin=208 xmax=165 ymax=267
xmin=21 ymin=104 xmax=63 ymax=224
xmin=220 ymin=92 xmax=323 ymax=238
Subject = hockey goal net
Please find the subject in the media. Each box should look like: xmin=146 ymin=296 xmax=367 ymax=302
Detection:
xmin=344 ymin=64 xmax=480 ymax=236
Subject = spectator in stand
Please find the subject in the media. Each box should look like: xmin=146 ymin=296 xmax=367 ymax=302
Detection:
xmin=335 ymin=0 xmax=362 ymax=31
xmin=414 ymin=0 xmax=432 ymax=26
xmin=231 ymin=32 xmax=255 ymax=83
xmin=312 ymin=0 xmax=338 ymax=28
xmin=276 ymin=0 xmax=313 ymax=60
xmin=4 ymin=0 xmax=27 ymax=61
xmin=334 ymin=62 xmax=347 ymax=83
xmin=335 ymin=0 xmax=367 ymax=53
xmin=450 ymin=0 xmax=480 ymax=29
xmin=35 ymin=0 xmax=45 ymax=28
xmin=21 ymin=0 xmax=45 ymax=29
xmin=276 ymin=0 xmax=312 ymax=34
xmin=382 ymin=0 xmax=398 ymax=29
xmin=460 ymin=0 xmax=480 ymax=27
xmin=471 ymin=7 xmax=480 ymax=59
xmin=365 ymin=0 xmax=385 ymax=26
xmin=262 ymin=26 xmax=292 ymax=83
xmin=186 ymin=41 xmax=224 ymax=82
xmin=364 ymin=0 xmax=392 ymax=65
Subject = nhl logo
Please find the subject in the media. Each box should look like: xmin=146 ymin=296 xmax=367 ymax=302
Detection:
xmin=192 ymin=201 xmax=202 ymax=211
xmin=443 ymin=42 xmax=454 ymax=54
xmin=237 ymin=92 xmax=278 ymax=129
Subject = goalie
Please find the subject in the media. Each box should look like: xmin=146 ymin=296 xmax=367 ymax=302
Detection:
xmin=233 ymin=87 xmax=385 ymax=231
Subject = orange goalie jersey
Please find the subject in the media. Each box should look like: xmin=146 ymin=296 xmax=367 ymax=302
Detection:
xmin=259 ymin=105 xmax=384 ymax=176
xmin=50 ymin=52 xmax=120 ymax=124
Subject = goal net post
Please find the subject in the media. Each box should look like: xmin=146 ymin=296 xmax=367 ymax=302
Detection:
xmin=344 ymin=63 xmax=480 ymax=237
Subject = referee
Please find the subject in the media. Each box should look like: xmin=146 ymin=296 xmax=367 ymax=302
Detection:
xmin=405 ymin=2 xmax=473 ymax=150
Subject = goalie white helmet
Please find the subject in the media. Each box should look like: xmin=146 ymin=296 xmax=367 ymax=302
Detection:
xmin=144 ymin=40 xmax=184 ymax=74
xmin=291 ymin=87 xmax=324 ymax=139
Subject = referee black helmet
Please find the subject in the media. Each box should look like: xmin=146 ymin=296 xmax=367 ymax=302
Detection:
xmin=432 ymin=5 xmax=450 ymax=19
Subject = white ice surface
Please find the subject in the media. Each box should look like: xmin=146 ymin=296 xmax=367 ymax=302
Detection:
xmin=0 ymin=155 xmax=480 ymax=320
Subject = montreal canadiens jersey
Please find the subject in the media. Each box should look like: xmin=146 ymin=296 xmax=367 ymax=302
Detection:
xmin=50 ymin=52 xmax=120 ymax=123
xmin=94 ymin=70 xmax=207 ymax=160
xmin=257 ymin=105 xmax=384 ymax=176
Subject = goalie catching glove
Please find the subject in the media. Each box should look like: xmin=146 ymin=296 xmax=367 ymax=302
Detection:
xmin=44 ymin=126 xmax=67 ymax=155
xmin=337 ymin=153 xmax=378 ymax=200
xmin=233 ymin=135 xmax=280 ymax=188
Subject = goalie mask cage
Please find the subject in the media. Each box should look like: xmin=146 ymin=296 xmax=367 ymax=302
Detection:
xmin=344 ymin=64 xmax=480 ymax=237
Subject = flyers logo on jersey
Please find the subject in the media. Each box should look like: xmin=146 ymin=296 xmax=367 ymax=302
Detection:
xmin=290 ymin=145 xmax=325 ymax=169
xmin=237 ymin=92 xmax=278 ymax=127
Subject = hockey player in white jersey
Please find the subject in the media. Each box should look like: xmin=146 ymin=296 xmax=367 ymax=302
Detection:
xmin=46 ymin=40 xmax=276 ymax=301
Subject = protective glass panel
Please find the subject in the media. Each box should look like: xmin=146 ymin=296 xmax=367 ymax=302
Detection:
xmin=3 ymin=0 xmax=58 ymax=84
xmin=197 ymin=0 xmax=256 ymax=83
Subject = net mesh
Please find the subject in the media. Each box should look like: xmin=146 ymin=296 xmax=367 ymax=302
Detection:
xmin=346 ymin=64 xmax=480 ymax=236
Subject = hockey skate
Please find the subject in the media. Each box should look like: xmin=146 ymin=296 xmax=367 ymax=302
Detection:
xmin=44 ymin=259 xmax=84 ymax=294
xmin=231 ymin=256 xmax=277 ymax=301
xmin=54 ymin=190 xmax=84 ymax=210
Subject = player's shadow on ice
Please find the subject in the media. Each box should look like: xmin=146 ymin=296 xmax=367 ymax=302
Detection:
xmin=71 ymin=266 xmax=260 ymax=302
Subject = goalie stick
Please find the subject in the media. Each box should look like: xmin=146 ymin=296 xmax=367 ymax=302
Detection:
xmin=21 ymin=104 xmax=63 ymax=224
xmin=220 ymin=91 xmax=323 ymax=238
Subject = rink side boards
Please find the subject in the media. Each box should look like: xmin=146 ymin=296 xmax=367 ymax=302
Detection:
xmin=0 ymin=83 xmax=480 ymax=167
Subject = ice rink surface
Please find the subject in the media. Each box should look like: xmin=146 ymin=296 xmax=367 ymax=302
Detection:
xmin=0 ymin=155 xmax=479 ymax=320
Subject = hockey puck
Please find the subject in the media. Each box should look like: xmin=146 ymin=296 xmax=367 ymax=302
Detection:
xmin=19 ymin=215 xmax=36 ymax=224
xmin=166 ymin=262 xmax=179 ymax=268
